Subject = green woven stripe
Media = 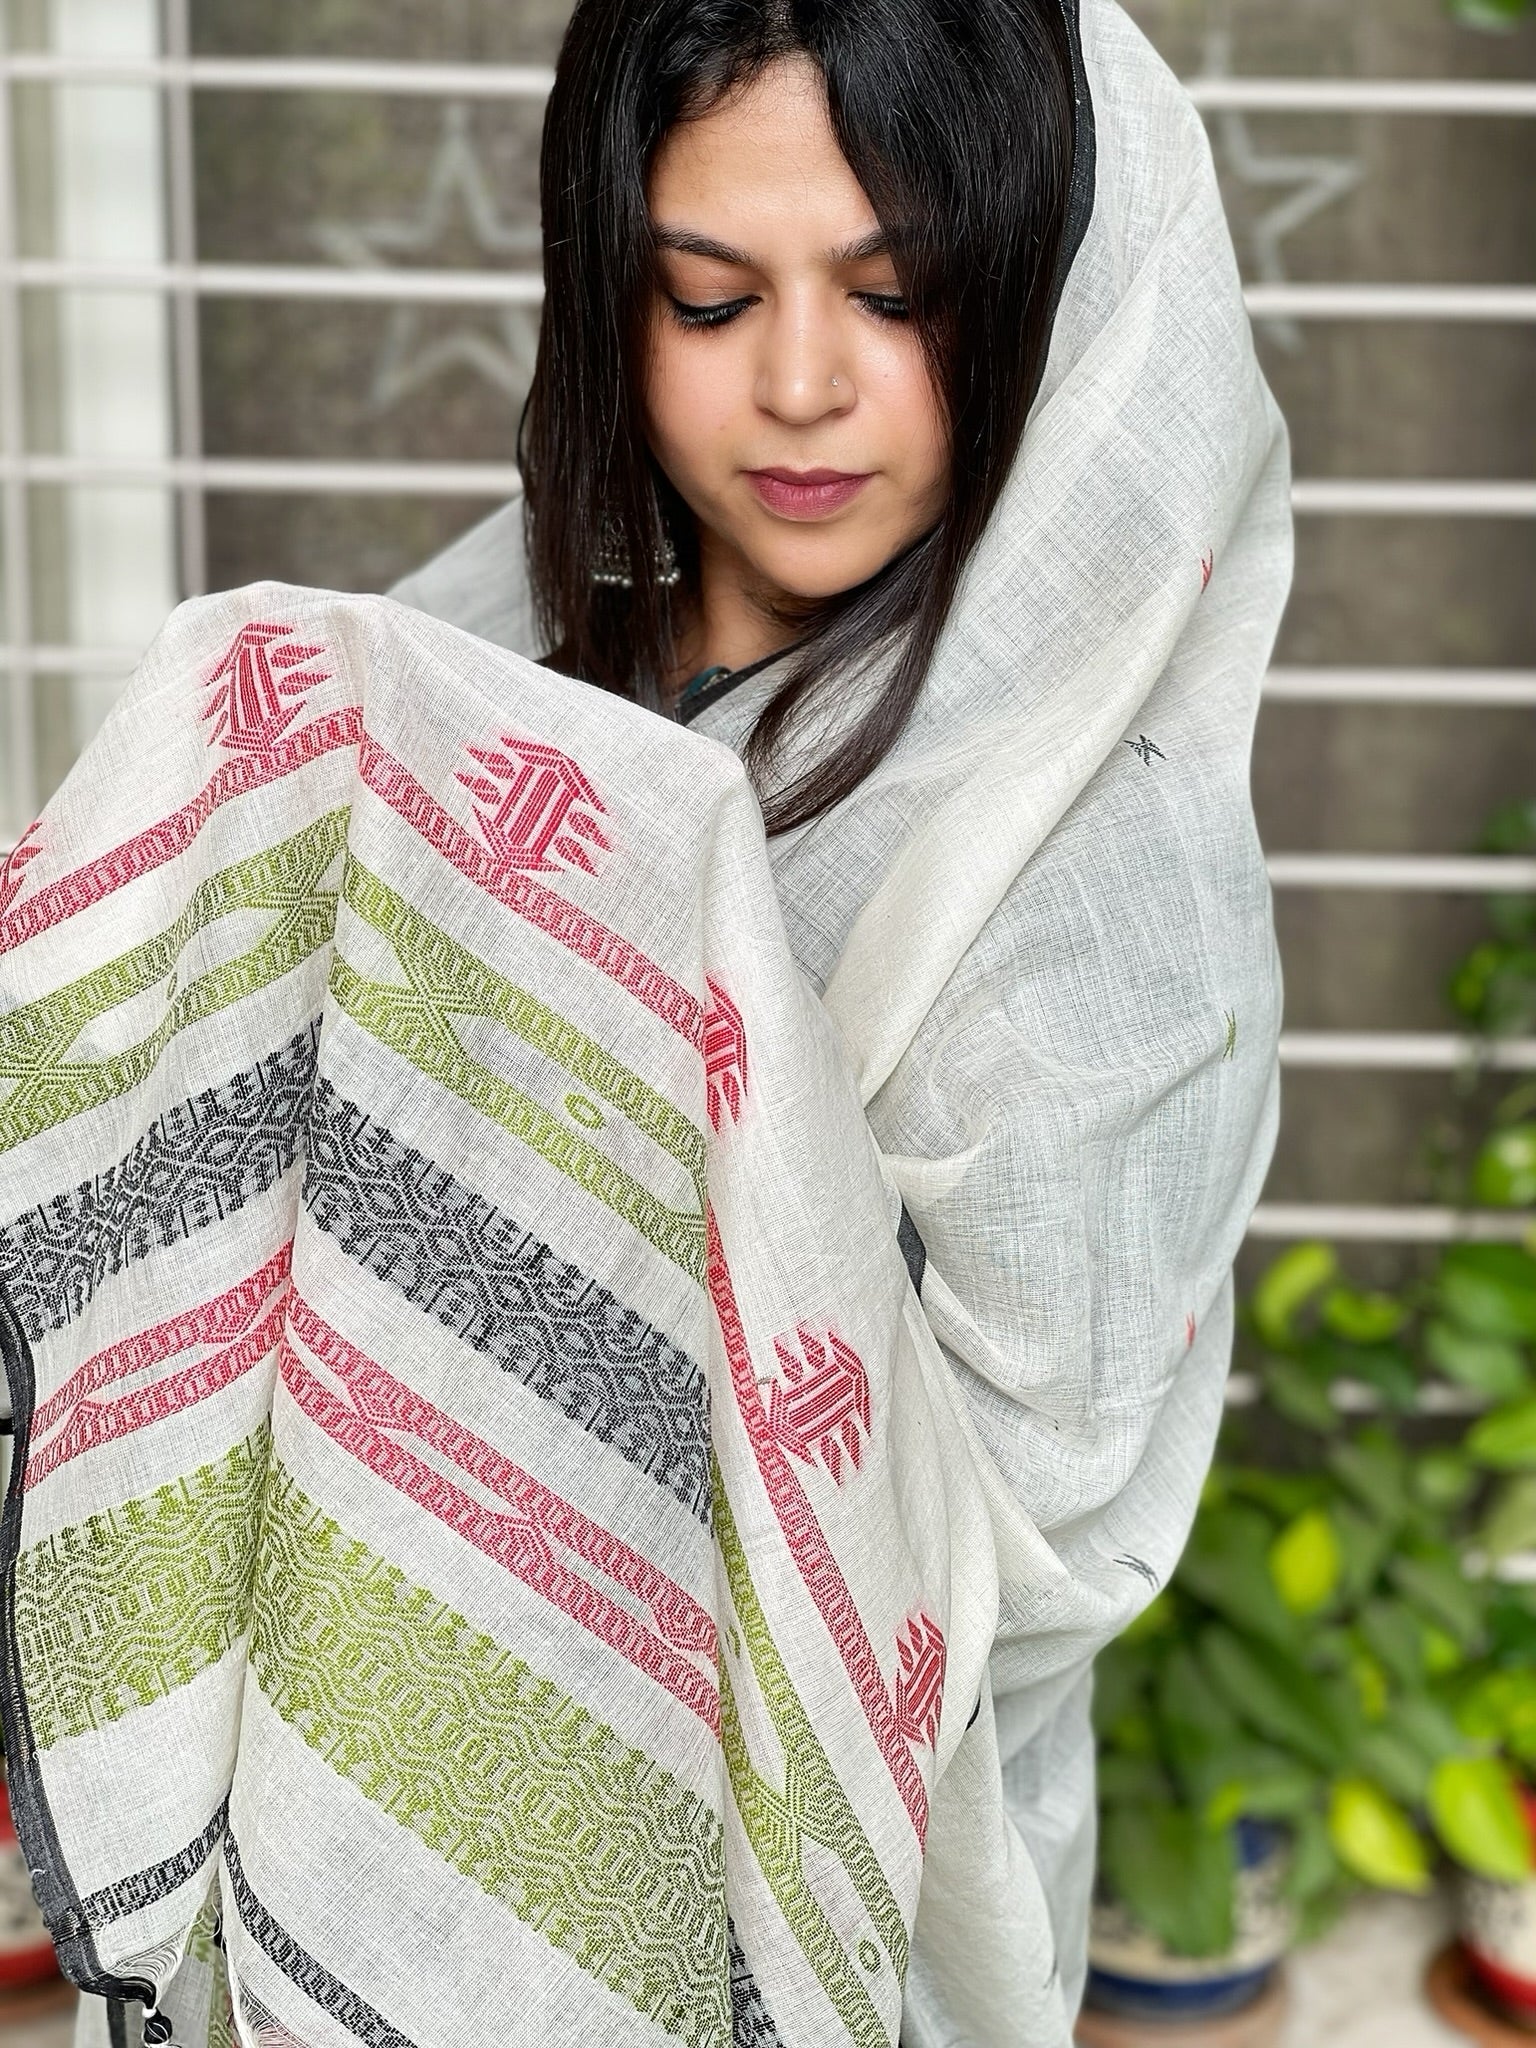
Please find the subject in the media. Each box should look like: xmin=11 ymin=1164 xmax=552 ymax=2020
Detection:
xmin=713 ymin=1462 xmax=907 ymax=2026
xmin=251 ymin=1462 xmax=729 ymax=2045
xmin=14 ymin=1427 xmax=270 ymax=1749
xmin=0 ymin=813 xmax=346 ymax=1154
xmin=334 ymin=854 xmax=706 ymax=1281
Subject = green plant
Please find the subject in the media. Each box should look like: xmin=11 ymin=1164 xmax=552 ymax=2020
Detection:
xmin=1449 ymin=0 xmax=1535 ymax=25
xmin=1094 ymin=805 xmax=1536 ymax=1960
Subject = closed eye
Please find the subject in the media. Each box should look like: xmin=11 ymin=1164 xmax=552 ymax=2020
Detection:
xmin=666 ymin=294 xmax=753 ymax=330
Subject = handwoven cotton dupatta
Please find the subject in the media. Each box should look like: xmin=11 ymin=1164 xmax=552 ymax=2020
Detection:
xmin=0 ymin=587 xmax=1015 ymax=2048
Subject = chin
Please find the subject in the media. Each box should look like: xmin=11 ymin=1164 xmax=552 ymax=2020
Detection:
xmin=747 ymin=537 xmax=891 ymax=602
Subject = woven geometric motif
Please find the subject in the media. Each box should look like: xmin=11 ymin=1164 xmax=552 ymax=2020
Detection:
xmin=301 ymin=1076 xmax=712 ymax=1521
xmin=0 ymin=813 xmax=343 ymax=1157
xmin=250 ymin=1463 xmax=729 ymax=2042
xmin=703 ymin=976 xmax=748 ymax=1132
xmin=765 ymin=1325 xmax=871 ymax=1484
xmin=0 ymin=816 xmax=42 ymax=921
xmin=0 ymin=1023 xmax=317 ymax=1348
xmin=894 ymin=1615 xmax=946 ymax=1751
xmin=14 ymin=1425 xmax=270 ymax=1749
xmin=201 ymin=622 xmax=330 ymax=755
xmin=455 ymin=731 xmax=611 ymax=875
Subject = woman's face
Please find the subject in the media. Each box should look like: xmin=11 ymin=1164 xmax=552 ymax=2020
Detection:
xmin=642 ymin=54 xmax=950 ymax=610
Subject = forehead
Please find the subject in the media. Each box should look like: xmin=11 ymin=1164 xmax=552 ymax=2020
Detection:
xmin=646 ymin=53 xmax=880 ymax=249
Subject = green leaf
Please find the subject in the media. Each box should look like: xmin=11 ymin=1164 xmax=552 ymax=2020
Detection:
xmin=1091 ymin=1637 xmax=1149 ymax=1735
xmin=1336 ymin=1344 xmax=1419 ymax=1414
xmin=1158 ymin=1647 xmax=1241 ymax=1800
xmin=1269 ymin=1508 xmax=1342 ymax=1615
xmin=1428 ymin=1757 xmax=1534 ymax=1881
xmin=1328 ymin=1431 xmax=1411 ymax=1529
xmin=1203 ymin=1747 xmax=1317 ymax=1829
xmin=1252 ymin=1242 xmax=1339 ymax=1350
xmin=1199 ymin=1626 xmax=1350 ymax=1771
xmin=1322 ymin=1288 xmax=1409 ymax=1345
xmin=1097 ymin=1752 xmax=1175 ymax=1807
xmin=1389 ymin=1551 xmax=1484 ymax=1651
xmin=1177 ymin=1504 xmax=1299 ymax=1648
xmin=1438 ymin=1245 xmax=1536 ymax=1343
xmin=1472 ymin=1126 xmax=1536 ymax=1210
xmin=1353 ymin=1727 xmax=1432 ymax=1806
xmin=1100 ymin=1807 xmax=1237 ymax=1959
xmin=1481 ymin=1476 xmax=1536 ymax=1560
xmin=1121 ymin=1589 xmax=1175 ymax=1644
xmin=1452 ymin=1668 xmax=1536 ymax=1749
xmin=1327 ymin=1779 xmax=1432 ymax=1893
xmin=1347 ymin=1647 xmax=1390 ymax=1722
xmin=1422 ymin=1319 xmax=1529 ymax=1401
xmin=1357 ymin=1601 xmax=1429 ymax=1689
xmin=1261 ymin=1354 xmax=1340 ymax=1433
xmin=1468 ymin=1396 xmax=1536 ymax=1470
xmin=1393 ymin=1692 xmax=1470 ymax=1768
xmin=1449 ymin=0 xmax=1536 ymax=35
xmin=1412 ymin=1448 xmax=1479 ymax=1514
xmin=1284 ymin=1808 xmax=1342 ymax=1903
xmin=1330 ymin=1504 xmax=1393 ymax=1605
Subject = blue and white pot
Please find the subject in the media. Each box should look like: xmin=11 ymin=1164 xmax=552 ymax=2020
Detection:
xmin=1085 ymin=1818 xmax=1294 ymax=2023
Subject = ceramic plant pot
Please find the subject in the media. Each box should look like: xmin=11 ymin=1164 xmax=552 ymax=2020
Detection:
xmin=1085 ymin=1819 xmax=1294 ymax=2024
xmin=0 ymin=1775 xmax=60 ymax=1989
xmin=1456 ymin=1786 xmax=1536 ymax=2031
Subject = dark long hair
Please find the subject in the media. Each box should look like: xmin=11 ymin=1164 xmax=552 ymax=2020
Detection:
xmin=520 ymin=0 xmax=1079 ymax=837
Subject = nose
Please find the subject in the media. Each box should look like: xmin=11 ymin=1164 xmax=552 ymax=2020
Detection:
xmin=753 ymin=295 xmax=856 ymax=425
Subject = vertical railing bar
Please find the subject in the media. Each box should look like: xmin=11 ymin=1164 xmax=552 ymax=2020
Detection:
xmin=161 ymin=0 xmax=205 ymax=598
xmin=0 ymin=29 xmax=39 ymax=841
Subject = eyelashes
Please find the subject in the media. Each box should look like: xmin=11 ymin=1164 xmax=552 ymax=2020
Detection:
xmin=665 ymin=292 xmax=911 ymax=330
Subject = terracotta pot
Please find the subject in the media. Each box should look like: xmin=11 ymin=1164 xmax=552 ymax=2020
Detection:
xmin=1085 ymin=1819 xmax=1294 ymax=2025
xmin=1456 ymin=1786 xmax=1536 ymax=2032
xmin=0 ymin=1774 xmax=61 ymax=1989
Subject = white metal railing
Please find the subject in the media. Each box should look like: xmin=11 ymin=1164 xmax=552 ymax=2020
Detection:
xmin=5 ymin=261 xmax=1534 ymax=325
xmin=1 ymin=455 xmax=1530 ymax=519
xmin=1248 ymin=1206 xmax=1536 ymax=1242
xmin=2 ymin=57 xmax=1534 ymax=117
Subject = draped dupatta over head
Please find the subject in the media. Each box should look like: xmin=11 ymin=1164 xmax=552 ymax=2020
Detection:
xmin=0 ymin=4 xmax=1291 ymax=2045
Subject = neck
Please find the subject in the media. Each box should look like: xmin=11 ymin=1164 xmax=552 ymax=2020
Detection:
xmin=669 ymin=523 xmax=798 ymax=684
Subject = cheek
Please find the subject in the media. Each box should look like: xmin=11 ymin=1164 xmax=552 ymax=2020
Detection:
xmin=644 ymin=332 xmax=741 ymax=478
xmin=860 ymin=332 xmax=947 ymax=475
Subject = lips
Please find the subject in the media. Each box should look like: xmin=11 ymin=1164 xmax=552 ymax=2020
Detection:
xmin=746 ymin=468 xmax=873 ymax=519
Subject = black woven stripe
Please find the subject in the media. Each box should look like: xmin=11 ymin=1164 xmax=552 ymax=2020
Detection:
xmin=80 ymin=1798 xmax=229 ymax=1929
xmin=730 ymin=1920 xmax=790 ymax=2048
xmin=303 ymin=1076 xmax=711 ymax=1523
xmin=0 ymin=1023 xmax=319 ymax=1345
xmin=222 ymin=1830 xmax=418 ymax=2048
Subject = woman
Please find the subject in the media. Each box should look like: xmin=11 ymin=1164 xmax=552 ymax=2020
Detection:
xmin=17 ymin=0 xmax=1290 ymax=2042
xmin=390 ymin=0 xmax=1293 ymax=2037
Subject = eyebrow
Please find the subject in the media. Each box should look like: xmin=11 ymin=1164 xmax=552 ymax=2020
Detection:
xmin=651 ymin=223 xmax=896 ymax=267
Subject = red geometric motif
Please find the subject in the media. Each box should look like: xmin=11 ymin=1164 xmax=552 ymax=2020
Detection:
xmin=201 ymin=622 xmax=331 ymax=754
xmin=703 ymin=976 xmax=747 ymax=1131
xmin=706 ymin=1208 xmax=930 ymax=1844
xmin=1199 ymin=548 xmax=1215 ymax=591
xmin=0 ymin=817 xmax=42 ymax=919
xmin=1186 ymin=1311 xmax=1197 ymax=1349
xmin=281 ymin=1292 xmax=720 ymax=1730
xmin=895 ymin=1614 xmax=946 ymax=1750
xmin=766 ymin=1324 xmax=871 ymax=1484
xmin=455 ymin=732 xmax=610 ymax=875
xmin=25 ymin=1245 xmax=292 ymax=1489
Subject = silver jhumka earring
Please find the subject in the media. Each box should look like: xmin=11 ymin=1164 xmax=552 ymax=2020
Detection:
xmin=590 ymin=492 xmax=682 ymax=588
